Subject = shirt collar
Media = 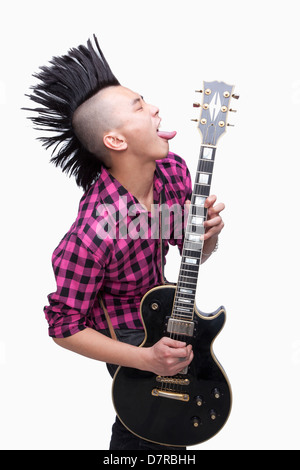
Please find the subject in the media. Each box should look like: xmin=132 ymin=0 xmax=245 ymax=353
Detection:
xmin=96 ymin=164 xmax=164 ymax=210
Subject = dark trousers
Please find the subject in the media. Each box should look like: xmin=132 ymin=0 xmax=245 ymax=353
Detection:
xmin=105 ymin=329 xmax=186 ymax=451
xmin=109 ymin=415 xmax=185 ymax=450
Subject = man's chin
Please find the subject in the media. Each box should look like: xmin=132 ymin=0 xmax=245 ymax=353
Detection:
xmin=154 ymin=146 xmax=170 ymax=161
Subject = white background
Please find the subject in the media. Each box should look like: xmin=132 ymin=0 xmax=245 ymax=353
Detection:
xmin=1 ymin=0 xmax=299 ymax=450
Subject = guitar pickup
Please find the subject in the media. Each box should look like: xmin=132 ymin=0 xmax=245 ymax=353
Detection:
xmin=167 ymin=318 xmax=195 ymax=337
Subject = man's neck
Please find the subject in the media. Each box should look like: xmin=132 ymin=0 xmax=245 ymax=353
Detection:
xmin=108 ymin=158 xmax=156 ymax=211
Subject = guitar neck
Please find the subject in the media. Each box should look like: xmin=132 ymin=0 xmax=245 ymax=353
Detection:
xmin=172 ymin=144 xmax=217 ymax=321
xmin=170 ymin=79 xmax=237 ymax=323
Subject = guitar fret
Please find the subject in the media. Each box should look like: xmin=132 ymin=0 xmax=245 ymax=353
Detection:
xmin=174 ymin=300 xmax=194 ymax=307
xmin=190 ymin=215 xmax=204 ymax=225
xmin=177 ymin=278 xmax=196 ymax=292
xmin=174 ymin=304 xmax=193 ymax=310
xmin=176 ymin=298 xmax=193 ymax=304
xmin=184 ymin=256 xmax=199 ymax=264
xmin=183 ymin=244 xmax=202 ymax=251
xmin=182 ymin=259 xmax=200 ymax=265
xmin=197 ymin=170 xmax=211 ymax=185
xmin=183 ymin=253 xmax=202 ymax=261
xmin=180 ymin=266 xmax=199 ymax=273
xmin=197 ymin=162 xmax=214 ymax=174
xmin=189 ymin=228 xmax=204 ymax=234
xmin=186 ymin=227 xmax=204 ymax=234
xmin=188 ymin=224 xmax=205 ymax=232
xmin=182 ymin=270 xmax=198 ymax=280
xmin=179 ymin=272 xmax=198 ymax=279
xmin=184 ymin=239 xmax=202 ymax=247
xmin=181 ymin=261 xmax=200 ymax=269
xmin=173 ymin=308 xmax=194 ymax=316
xmin=178 ymin=274 xmax=198 ymax=280
xmin=186 ymin=233 xmax=204 ymax=243
xmin=177 ymin=291 xmax=194 ymax=300
xmin=178 ymin=287 xmax=195 ymax=294
xmin=201 ymin=146 xmax=216 ymax=161
xmin=192 ymin=196 xmax=206 ymax=207
xmin=173 ymin=303 xmax=194 ymax=308
xmin=190 ymin=206 xmax=206 ymax=217
xmin=174 ymin=304 xmax=193 ymax=311
xmin=180 ymin=272 xmax=198 ymax=279
xmin=176 ymin=292 xmax=195 ymax=299
xmin=178 ymin=277 xmax=197 ymax=284
xmin=193 ymin=185 xmax=210 ymax=197
xmin=196 ymin=169 xmax=212 ymax=174
xmin=181 ymin=260 xmax=200 ymax=268
xmin=175 ymin=300 xmax=195 ymax=307
xmin=172 ymin=313 xmax=193 ymax=319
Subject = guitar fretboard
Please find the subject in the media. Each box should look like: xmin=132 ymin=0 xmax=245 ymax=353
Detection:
xmin=172 ymin=145 xmax=216 ymax=321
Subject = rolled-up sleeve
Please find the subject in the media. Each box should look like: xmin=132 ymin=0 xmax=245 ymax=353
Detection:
xmin=44 ymin=233 xmax=106 ymax=338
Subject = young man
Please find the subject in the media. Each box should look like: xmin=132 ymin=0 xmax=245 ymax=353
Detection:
xmin=25 ymin=35 xmax=225 ymax=450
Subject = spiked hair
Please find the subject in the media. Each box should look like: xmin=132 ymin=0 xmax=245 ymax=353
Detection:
xmin=24 ymin=35 xmax=120 ymax=191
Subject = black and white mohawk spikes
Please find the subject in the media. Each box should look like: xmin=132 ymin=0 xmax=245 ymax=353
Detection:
xmin=24 ymin=35 xmax=120 ymax=191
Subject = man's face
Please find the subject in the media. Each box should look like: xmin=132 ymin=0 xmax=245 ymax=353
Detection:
xmin=104 ymin=86 xmax=176 ymax=162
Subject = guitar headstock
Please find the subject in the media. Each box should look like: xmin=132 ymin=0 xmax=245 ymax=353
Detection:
xmin=192 ymin=81 xmax=238 ymax=146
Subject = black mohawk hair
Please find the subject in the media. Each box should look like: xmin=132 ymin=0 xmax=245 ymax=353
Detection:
xmin=24 ymin=35 xmax=120 ymax=191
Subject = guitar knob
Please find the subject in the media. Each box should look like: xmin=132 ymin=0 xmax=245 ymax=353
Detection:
xmin=195 ymin=396 xmax=203 ymax=407
xmin=212 ymin=388 xmax=221 ymax=399
xmin=191 ymin=416 xmax=201 ymax=428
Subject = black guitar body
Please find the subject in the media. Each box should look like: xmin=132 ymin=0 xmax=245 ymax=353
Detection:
xmin=112 ymin=285 xmax=232 ymax=447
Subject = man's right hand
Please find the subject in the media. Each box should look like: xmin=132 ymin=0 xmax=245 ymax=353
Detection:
xmin=143 ymin=336 xmax=194 ymax=376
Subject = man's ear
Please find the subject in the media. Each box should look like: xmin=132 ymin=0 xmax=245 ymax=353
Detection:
xmin=103 ymin=132 xmax=128 ymax=152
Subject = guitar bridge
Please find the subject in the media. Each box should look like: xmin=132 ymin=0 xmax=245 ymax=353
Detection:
xmin=152 ymin=389 xmax=190 ymax=402
xmin=156 ymin=376 xmax=190 ymax=386
xmin=167 ymin=318 xmax=195 ymax=337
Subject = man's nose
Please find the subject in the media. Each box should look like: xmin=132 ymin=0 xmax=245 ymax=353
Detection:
xmin=149 ymin=103 xmax=159 ymax=116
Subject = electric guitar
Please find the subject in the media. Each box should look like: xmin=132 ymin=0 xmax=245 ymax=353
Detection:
xmin=112 ymin=81 xmax=238 ymax=447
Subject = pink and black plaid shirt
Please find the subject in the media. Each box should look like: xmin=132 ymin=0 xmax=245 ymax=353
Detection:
xmin=44 ymin=153 xmax=192 ymax=337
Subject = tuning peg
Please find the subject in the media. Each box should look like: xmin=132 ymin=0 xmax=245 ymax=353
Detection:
xmin=195 ymin=89 xmax=203 ymax=93
xmin=229 ymin=108 xmax=237 ymax=112
xmin=232 ymin=93 xmax=240 ymax=100
xmin=193 ymin=103 xmax=201 ymax=108
xmin=227 ymin=123 xmax=235 ymax=127
xmin=191 ymin=119 xmax=199 ymax=122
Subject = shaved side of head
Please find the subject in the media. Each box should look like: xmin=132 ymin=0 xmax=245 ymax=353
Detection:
xmin=72 ymin=85 xmax=122 ymax=167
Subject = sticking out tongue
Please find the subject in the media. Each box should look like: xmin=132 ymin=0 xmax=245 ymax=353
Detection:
xmin=157 ymin=130 xmax=177 ymax=141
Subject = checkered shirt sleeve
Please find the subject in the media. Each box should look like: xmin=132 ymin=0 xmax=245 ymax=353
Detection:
xmin=44 ymin=233 xmax=106 ymax=337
